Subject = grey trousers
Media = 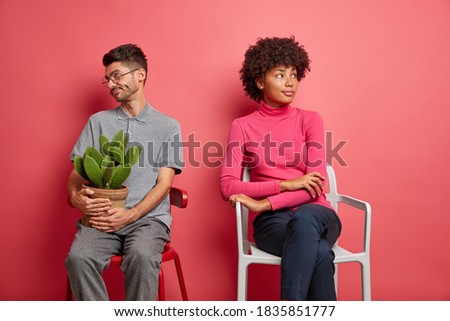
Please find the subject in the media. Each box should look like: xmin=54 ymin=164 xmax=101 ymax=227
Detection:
xmin=65 ymin=216 xmax=170 ymax=300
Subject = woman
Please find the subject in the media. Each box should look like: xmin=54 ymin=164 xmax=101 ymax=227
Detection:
xmin=220 ymin=36 xmax=342 ymax=300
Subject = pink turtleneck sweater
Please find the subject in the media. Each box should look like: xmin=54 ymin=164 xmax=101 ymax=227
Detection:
xmin=220 ymin=102 xmax=333 ymax=212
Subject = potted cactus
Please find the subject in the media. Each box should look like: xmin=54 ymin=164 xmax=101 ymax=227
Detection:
xmin=74 ymin=129 xmax=142 ymax=222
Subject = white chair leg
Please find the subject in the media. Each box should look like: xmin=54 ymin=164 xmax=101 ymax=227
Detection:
xmin=237 ymin=262 xmax=248 ymax=301
xmin=334 ymin=263 xmax=339 ymax=299
xmin=361 ymin=261 xmax=371 ymax=301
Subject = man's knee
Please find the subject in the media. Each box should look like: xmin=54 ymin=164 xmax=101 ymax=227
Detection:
xmin=125 ymin=248 xmax=162 ymax=272
xmin=65 ymin=248 xmax=100 ymax=272
xmin=65 ymin=249 xmax=81 ymax=267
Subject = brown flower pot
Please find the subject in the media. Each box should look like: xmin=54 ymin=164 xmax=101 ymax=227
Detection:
xmin=81 ymin=184 xmax=129 ymax=227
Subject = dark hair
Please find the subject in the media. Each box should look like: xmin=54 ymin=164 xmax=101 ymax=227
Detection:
xmin=102 ymin=43 xmax=148 ymax=75
xmin=240 ymin=36 xmax=311 ymax=103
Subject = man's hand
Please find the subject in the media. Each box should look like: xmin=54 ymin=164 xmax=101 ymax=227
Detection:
xmin=280 ymin=171 xmax=325 ymax=198
xmin=89 ymin=207 xmax=136 ymax=233
xmin=229 ymin=194 xmax=272 ymax=213
xmin=70 ymin=186 xmax=112 ymax=215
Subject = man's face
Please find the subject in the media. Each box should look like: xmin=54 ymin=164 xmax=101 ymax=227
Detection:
xmin=104 ymin=62 xmax=142 ymax=102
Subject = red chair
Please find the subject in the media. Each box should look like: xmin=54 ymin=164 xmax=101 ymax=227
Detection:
xmin=66 ymin=187 xmax=188 ymax=300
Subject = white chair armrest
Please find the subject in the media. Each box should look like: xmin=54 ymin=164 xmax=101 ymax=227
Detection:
xmin=336 ymin=194 xmax=372 ymax=254
xmin=337 ymin=194 xmax=370 ymax=211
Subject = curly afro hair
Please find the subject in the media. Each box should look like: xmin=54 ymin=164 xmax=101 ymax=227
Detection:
xmin=240 ymin=36 xmax=311 ymax=103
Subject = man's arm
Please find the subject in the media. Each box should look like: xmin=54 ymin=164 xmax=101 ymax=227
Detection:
xmin=89 ymin=167 xmax=176 ymax=233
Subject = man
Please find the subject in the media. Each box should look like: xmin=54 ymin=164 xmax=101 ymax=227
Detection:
xmin=65 ymin=44 xmax=183 ymax=300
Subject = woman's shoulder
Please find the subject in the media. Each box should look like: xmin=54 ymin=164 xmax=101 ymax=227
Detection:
xmin=232 ymin=110 xmax=260 ymax=124
xmin=293 ymin=107 xmax=323 ymax=122
xmin=294 ymin=106 xmax=321 ymax=115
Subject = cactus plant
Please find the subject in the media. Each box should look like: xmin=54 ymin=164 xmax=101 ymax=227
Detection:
xmin=74 ymin=129 xmax=142 ymax=189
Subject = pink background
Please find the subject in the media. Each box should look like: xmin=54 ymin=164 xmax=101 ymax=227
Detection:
xmin=1 ymin=0 xmax=449 ymax=300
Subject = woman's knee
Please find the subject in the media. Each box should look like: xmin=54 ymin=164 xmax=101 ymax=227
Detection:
xmin=288 ymin=206 xmax=322 ymax=232
xmin=316 ymin=240 xmax=335 ymax=265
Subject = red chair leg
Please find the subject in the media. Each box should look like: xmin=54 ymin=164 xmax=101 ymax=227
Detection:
xmin=173 ymin=254 xmax=188 ymax=300
xmin=158 ymin=268 xmax=166 ymax=300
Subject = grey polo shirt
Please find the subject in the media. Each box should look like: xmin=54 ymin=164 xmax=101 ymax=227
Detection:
xmin=70 ymin=102 xmax=183 ymax=229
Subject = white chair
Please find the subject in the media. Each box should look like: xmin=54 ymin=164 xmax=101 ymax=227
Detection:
xmin=236 ymin=164 xmax=372 ymax=300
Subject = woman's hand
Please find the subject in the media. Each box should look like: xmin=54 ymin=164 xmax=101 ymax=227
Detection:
xmin=280 ymin=171 xmax=325 ymax=198
xmin=229 ymin=194 xmax=272 ymax=213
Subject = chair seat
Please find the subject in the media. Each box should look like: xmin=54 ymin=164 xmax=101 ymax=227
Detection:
xmin=246 ymin=242 xmax=367 ymax=265
xmin=106 ymin=244 xmax=179 ymax=266
xmin=333 ymin=246 xmax=369 ymax=264
xmin=247 ymin=243 xmax=280 ymax=264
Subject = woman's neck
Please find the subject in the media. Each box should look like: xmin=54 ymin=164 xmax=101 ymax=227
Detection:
xmin=259 ymin=101 xmax=293 ymax=117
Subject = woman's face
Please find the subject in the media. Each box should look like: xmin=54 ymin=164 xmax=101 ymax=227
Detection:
xmin=257 ymin=65 xmax=298 ymax=107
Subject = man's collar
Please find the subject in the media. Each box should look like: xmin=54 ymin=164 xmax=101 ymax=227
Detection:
xmin=116 ymin=102 xmax=152 ymax=122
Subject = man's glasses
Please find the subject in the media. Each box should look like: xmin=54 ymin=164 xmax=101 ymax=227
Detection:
xmin=101 ymin=68 xmax=140 ymax=86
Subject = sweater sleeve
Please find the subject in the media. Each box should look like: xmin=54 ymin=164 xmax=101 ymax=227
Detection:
xmin=266 ymin=112 xmax=328 ymax=210
xmin=220 ymin=119 xmax=281 ymax=200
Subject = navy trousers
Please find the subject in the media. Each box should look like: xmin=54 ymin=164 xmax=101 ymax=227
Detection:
xmin=253 ymin=204 xmax=342 ymax=300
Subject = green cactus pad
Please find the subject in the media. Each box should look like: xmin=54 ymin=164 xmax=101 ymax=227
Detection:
xmin=99 ymin=134 xmax=109 ymax=154
xmin=106 ymin=165 xmax=131 ymax=189
xmin=112 ymin=129 xmax=124 ymax=144
xmin=74 ymin=156 xmax=88 ymax=180
xmin=124 ymin=146 xmax=142 ymax=167
xmin=85 ymin=146 xmax=103 ymax=166
xmin=100 ymin=155 xmax=114 ymax=176
xmin=108 ymin=145 xmax=124 ymax=164
xmin=83 ymin=155 xmax=103 ymax=187
xmin=102 ymin=165 xmax=114 ymax=187
xmin=100 ymin=155 xmax=114 ymax=167
xmin=109 ymin=140 xmax=123 ymax=150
